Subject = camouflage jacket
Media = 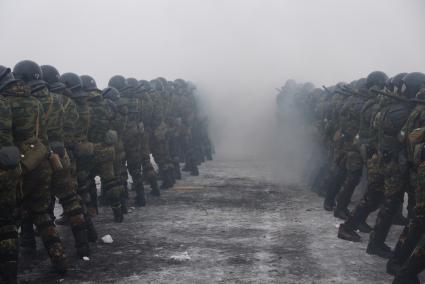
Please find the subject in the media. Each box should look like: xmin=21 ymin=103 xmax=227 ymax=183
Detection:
xmin=87 ymin=91 xmax=113 ymax=144
xmin=73 ymin=96 xmax=91 ymax=143
xmin=0 ymin=94 xmax=13 ymax=147
xmin=105 ymin=97 xmax=127 ymax=138
xmin=32 ymin=86 xmax=64 ymax=144
xmin=120 ymin=88 xmax=142 ymax=123
xmin=60 ymin=90 xmax=80 ymax=147
xmin=1 ymin=81 xmax=48 ymax=147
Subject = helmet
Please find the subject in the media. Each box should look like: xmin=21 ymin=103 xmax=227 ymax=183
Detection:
xmin=41 ymin=65 xmax=66 ymax=92
xmin=108 ymin=75 xmax=127 ymax=91
xmin=102 ymin=87 xmax=121 ymax=101
xmin=283 ymin=79 xmax=297 ymax=90
xmin=126 ymin=77 xmax=139 ymax=89
xmin=13 ymin=60 xmax=45 ymax=91
xmin=390 ymin=73 xmax=408 ymax=94
xmin=138 ymin=80 xmax=152 ymax=92
xmin=401 ymin=72 xmax=425 ymax=98
xmin=366 ymin=71 xmax=388 ymax=89
xmin=150 ymin=79 xmax=164 ymax=92
xmin=0 ymin=65 xmax=19 ymax=91
xmin=80 ymin=75 xmax=98 ymax=92
xmin=60 ymin=72 xmax=86 ymax=97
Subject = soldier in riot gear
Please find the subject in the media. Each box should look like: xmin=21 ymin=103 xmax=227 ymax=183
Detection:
xmin=40 ymin=65 xmax=91 ymax=257
xmin=0 ymin=65 xmax=21 ymax=283
xmin=11 ymin=60 xmax=68 ymax=274
xmin=81 ymin=75 xmax=125 ymax=222
xmin=387 ymin=73 xmax=425 ymax=283
xmin=59 ymin=72 xmax=99 ymax=238
xmin=150 ymin=78 xmax=176 ymax=188
xmin=109 ymin=75 xmax=147 ymax=206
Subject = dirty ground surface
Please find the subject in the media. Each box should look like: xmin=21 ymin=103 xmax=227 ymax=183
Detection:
xmin=19 ymin=159 xmax=424 ymax=284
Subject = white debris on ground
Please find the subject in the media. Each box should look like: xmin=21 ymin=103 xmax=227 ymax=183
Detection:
xmin=170 ymin=251 xmax=191 ymax=262
xmin=101 ymin=234 xmax=114 ymax=244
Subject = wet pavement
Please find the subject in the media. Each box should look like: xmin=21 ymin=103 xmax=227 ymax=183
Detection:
xmin=19 ymin=159 xmax=423 ymax=283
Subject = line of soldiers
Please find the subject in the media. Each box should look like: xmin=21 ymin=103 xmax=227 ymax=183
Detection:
xmin=276 ymin=71 xmax=425 ymax=284
xmin=0 ymin=60 xmax=213 ymax=283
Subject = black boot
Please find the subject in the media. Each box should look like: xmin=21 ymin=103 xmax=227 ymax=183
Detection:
xmin=338 ymin=223 xmax=361 ymax=242
xmin=71 ymin=224 xmax=90 ymax=258
xmin=149 ymin=177 xmax=161 ymax=197
xmin=323 ymin=199 xmax=334 ymax=211
xmin=190 ymin=165 xmax=199 ymax=176
xmin=0 ymin=261 xmax=17 ymax=284
xmin=20 ymin=219 xmax=36 ymax=254
xmin=366 ymin=242 xmax=394 ymax=259
xmin=47 ymin=242 xmax=68 ymax=275
xmin=84 ymin=214 xmax=98 ymax=242
xmin=161 ymin=169 xmax=174 ymax=189
xmin=334 ymin=207 xmax=350 ymax=220
xmin=357 ymin=221 xmax=373 ymax=233
xmin=135 ymin=181 xmax=146 ymax=207
xmin=392 ymin=248 xmax=425 ymax=284
xmin=112 ymin=206 xmax=124 ymax=223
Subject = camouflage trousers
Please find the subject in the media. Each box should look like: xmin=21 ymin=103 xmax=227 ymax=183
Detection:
xmin=324 ymin=140 xmax=362 ymax=209
xmin=50 ymin=152 xmax=87 ymax=242
xmin=0 ymin=167 xmax=20 ymax=280
xmin=77 ymin=144 xmax=123 ymax=213
xmin=391 ymin=161 xmax=425 ymax=267
xmin=366 ymin=154 xmax=408 ymax=246
xmin=123 ymin=131 xmax=143 ymax=191
xmin=150 ymin=129 xmax=174 ymax=179
xmin=20 ymin=159 xmax=66 ymax=263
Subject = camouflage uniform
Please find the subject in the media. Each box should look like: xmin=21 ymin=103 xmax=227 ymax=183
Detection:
xmin=120 ymin=87 xmax=146 ymax=206
xmin=46 ymin=87 xmax=90 ymax=256
xmin=366 ymin=97 xmax=413 ymax=254
xmin=324 ymin=94 xmax=364 ymax=216
xmin=0 ymin=93 xmax=20 ymax=283
xmin=4 ymin=81 xmax=67 ymax=272
xmin=388 ymin=95 xmax=425 ymax=276
xmin=139 ymin=89 xmax=160 ymax=194
xmin=84 ymin=91 xmax=124 ymax=221
xmin=150 ymin=89 xmax=175 ymax=187
xmin=340 ymin=95 xmax=383 ymax=231
xmin=104 ymin=94 xmax=130 ymax=211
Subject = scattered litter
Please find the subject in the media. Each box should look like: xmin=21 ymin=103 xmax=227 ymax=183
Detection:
xmin=170 ymin=251 xmax=191 ymax=261
xmin=82 ymin=256 xmax=90 ymax=261
xmin=102 ymin=234 xmax=113 ymax=244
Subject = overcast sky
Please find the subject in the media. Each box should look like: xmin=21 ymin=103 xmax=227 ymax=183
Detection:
xmin=1 ymin=0 xmax=425 ymax=157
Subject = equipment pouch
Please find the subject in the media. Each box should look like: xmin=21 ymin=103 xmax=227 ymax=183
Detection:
xmin=413 ymin=143 xmax=425 ymax=167
xmin=408 ymin=127 xmax=425 ymax=145
xmin=75 ymin=141 xmax=94 ymax=157
xmin=20 ymin=138 xmax=48 ymax=172
xmin=49 ymin=153 xmax=64 ymax=172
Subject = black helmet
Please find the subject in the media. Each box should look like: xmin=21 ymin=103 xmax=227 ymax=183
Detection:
xmin=366 ymin=71 xmax=388 ymax=89
xmin=401 ymin=72 xmax=425 ymax=99
xmin=0 ymin=65 xmax=19 ymax=91
xmin=80 ymin=75 xmax=99 ymax=92
xmin=150 ymin=79 xmax=164 ymax=92
xmin=13 ymin=60 xmax=45 ymax=91
xmin=60 ymin=72 xmax=86 ymax=97
xmin=126 ymin=77 xmax=139 ymax=89
xmin=102 ymin=87 xmax=121 ymax=101
xmin=41 ymin=65 xmax=66 ymax=92
xmin=138 ymin=80 xmax=152 ymax=92
xmin=390 ymin=73 xmax=408 ymax=93
xmin=108 ymin=75 xmax=127 ymax=91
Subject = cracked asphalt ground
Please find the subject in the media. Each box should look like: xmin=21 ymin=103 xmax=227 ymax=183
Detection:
xmin=18 ymin=159 xmax=424 ymax=283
